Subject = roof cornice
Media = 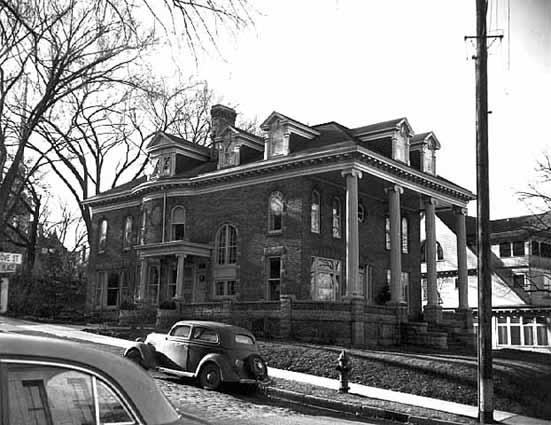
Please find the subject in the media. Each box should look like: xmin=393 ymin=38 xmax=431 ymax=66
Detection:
xmin=84 ymin=144 xmax=475 ymax=208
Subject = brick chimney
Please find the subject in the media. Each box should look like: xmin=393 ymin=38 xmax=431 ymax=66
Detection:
xmin=211 ymin=104 xmax=237 ymax=140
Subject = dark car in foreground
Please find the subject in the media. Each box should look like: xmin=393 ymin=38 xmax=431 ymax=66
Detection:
xmin=0 ymin=333 xmax=208 ymax=425
xmin=124 ymin=320 xmax=269 ymax=390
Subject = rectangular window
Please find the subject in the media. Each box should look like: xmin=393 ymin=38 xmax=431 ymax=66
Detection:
xmin=359 ymin=265 xmax=373 ymax=303
xmin=147 ymin=265 xmax=160 ymax=304
xmin=96 ymin=272 xmax=106 ymax=307
xmin=536 ymin=317 xmax=549 ymax=346
xmin=168 ymin=264 xmax=177 ymax=298
xmin=401 ymin=217 xmax=409 ymax=254
xmin=510 ymin=316 xmax=521 ymax=345
xmin=385 ymin=217 xmax=391 ymax=250
xmin=513 ymin=274 xmax=525 ymax=288
xmin=523 ymin=317 xmax=535 ymax=346
xmin=497 ymin=317 xmax=508 ymax=345
xmin=214 ymin=280 xmax=236 ymax=297
xmin=532 ymin=241 xmax=541 ymax=256
xmin=106 ymin=272 xmax=120 ymax=307
xmin=499 ymin=242 xmax=511 ymax=257
xmin=268 ymin=257 xmax=281 ymax=301
xmin=512 ymin=241 xmax=525 ymax=256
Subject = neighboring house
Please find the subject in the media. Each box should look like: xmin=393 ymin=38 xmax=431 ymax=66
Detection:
xmin=83 ymin=105 xmax=475 ymax=348
xmin=422 ymin=212 xmax=551 ymax=353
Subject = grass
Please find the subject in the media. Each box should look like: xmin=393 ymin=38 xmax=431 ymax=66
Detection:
xmin=257 ymin=340 xmax=551 ymax=420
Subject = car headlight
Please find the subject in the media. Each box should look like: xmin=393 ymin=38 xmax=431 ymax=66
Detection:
xmin=235 ymin=359 xmax=244 ymax=368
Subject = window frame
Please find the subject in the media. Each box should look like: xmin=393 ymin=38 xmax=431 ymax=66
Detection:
xmin=215 ymin=224 xmax=238 ymax=265
xmin=311 ymin=190 xmax=320 ymax=234
xmin=170 ymin=206 xmax=186 ymax=241
xmin=331 ymin=197 xmax=342 ymax=239
xmin=267 ymin=256 xmax=282 ymax=301
xmin=268 ymin=191 xmax=284 ymax=234
xmin=123 ymin=216 xmax=133 ymax=250
xmin=401 ymin=216 xmax=409 ymax=254
xmin=98 ymin=219 xmax=108 ymax=253
xmin=213 ymin=280 xmax=236 ymax=298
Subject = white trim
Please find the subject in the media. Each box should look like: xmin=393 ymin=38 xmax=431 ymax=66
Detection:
xmin=86 ymin=144 xmax=474 ymax=208
xmin=91 ymin=200 xmax=141 ymax=216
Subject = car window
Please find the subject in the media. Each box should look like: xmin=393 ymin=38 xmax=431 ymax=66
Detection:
xmin=6 ymin=363 xmax=136 ymax=425
xmin=235 ymin=334 xmax=254 ymax=345
xmin=191 ymin=327 xmax=219 ymax=343
xmin=170 ymin=325 xmax=191 ymax=338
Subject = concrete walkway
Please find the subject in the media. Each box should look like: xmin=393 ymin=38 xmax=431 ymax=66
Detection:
xmin=2 ymin=318 xmax=549 ymax=425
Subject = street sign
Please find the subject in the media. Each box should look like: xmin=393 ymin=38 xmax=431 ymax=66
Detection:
xmin=0 ymin=252 xmax=22 ymax=265
xmin=0 ymin=263 xmax=17 ymax=273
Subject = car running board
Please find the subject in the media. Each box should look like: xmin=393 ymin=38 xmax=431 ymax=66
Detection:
xmin=157 ymin=367 xmax=195 ymax=379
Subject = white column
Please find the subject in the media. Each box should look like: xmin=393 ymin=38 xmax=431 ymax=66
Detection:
xmin=342 ymin=169 xmax=363 ymax=297
xmin=454 ymin=206 xmax=469 ymax=310
xmin=387 ymin=185 xmax=404 ymax=303
xmin=175 ymin=254 xmax=186 ymax=300
xmin=425 ymin=197 xmax=438 ymax=307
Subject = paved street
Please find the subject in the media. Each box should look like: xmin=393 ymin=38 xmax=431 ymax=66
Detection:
xmin=0 ymin=317 xmax=393 ymax=425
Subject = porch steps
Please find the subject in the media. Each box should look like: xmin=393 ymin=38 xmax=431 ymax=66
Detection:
xmin=402 ymin=322 xmax=448 ymax=349
xmin=428 ymin=321 xmax=476 ymax=352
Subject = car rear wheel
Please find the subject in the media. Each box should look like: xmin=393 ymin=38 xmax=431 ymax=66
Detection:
xmin=125 ymin=349 xmax=145 ymax=369
xmin=246 ymin=355 xmax=267 ymax=380
xmin=199 ymin=363 xmax=221 ymax=390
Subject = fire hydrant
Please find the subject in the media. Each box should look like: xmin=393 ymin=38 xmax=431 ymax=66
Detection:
xmin=336 ymin=349 xmax=351 ymax=393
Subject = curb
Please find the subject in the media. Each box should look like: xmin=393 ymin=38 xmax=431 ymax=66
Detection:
xmin=262 ymin=386 xmax=469 ymax=425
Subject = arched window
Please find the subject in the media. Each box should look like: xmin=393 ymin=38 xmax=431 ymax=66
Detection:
xmin=311 ymin=190 xmax=320 ymax=233
xmin=98 ymin=219 xmax=108 ymax=252
xmin=401 ymin=217 xmax=409 ymax=253
xmin=216 ymin=224 xmax=238 ymax=265
xmin=171 ymin=206 xmax=186 ymax=240
xmin=123 ymin=216 xmax=133 ymax=249
xmin=268 ymin=191 xmax=284 ymax=232
xmin=420 ymin=240 xmax=444 ymax=262
xmin=332 ymin=197 xmax=342 ymax=239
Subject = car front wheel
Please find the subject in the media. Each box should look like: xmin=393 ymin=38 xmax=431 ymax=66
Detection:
xmin=125 ymin=349 xmax=145 ymax=369
xmin=199 ymin=363 xmax=221 ymax=390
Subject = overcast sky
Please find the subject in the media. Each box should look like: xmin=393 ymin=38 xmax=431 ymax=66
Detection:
xmin=152 ymin=0 xmax=551 ymax=219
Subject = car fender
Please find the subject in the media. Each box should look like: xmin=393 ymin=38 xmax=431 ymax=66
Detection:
xmin=195 ymin=353 xmax=239 ymax=382
xmin=124 ymin=342 xmax=157 ymax=369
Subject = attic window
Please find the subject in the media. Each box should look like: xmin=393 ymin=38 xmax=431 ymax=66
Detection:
xmin=393 ymin=123 xmax=410 ymax=163
xmin=268 ymin=120 xmax=288 ymax=157
xmin=219 ymin=141 xmax=239 ymax=168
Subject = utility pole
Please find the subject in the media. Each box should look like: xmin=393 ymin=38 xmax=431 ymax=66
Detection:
xmin=474 ymin=0 xmax=493 ymax=422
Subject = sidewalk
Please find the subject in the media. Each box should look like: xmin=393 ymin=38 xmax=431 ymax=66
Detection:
xmin=3 ymin=319 xmax=550 ymax=425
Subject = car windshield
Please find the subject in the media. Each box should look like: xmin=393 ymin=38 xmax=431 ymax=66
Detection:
xmin=235 ymin=334 xmax=254 ymax=345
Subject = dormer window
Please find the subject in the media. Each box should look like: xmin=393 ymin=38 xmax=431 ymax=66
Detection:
xmin=393 ymin=123 xmax=410 ymax=163
xmin=148 ymin=154 xmax=174 ymax=179
xmin=218 ymin=141 xmax=240 ymax=168
xmin=261 ymin=112 xmax=320 ymax=160
xmin=410 ymin=132 xmax=440 ymax=175
xmin=269 ymin=119 xmax=288 ymax=157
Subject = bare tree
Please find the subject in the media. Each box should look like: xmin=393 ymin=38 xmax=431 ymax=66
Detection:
xmin=0 ymin=0 xmax=153 ymax=237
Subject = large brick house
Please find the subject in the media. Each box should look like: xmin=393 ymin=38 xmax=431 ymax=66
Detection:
xmin=84 ymin=105 xmax=475 ymax=347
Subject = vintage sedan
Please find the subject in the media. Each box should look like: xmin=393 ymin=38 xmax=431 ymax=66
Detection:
xmin=0 ymin=333 xmax=209 ymax=425
xmin=124 ymin=320 xmax=269 ymax=390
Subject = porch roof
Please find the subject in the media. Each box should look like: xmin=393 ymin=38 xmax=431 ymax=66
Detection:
xmin=135 ymin=240 xmax=212 ymax=259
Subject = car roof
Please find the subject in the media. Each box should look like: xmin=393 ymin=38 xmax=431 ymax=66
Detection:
xmin=0 ymin=333 xmax=181 ymax=425
xmin=172 ymin=320 xmax=254 ymax=335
